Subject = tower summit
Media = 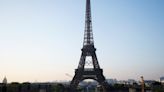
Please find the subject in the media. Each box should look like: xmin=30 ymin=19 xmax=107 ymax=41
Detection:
xmin=83 ymin=0 xmax=94 ymax=46
xmin=70 ymin=0 xmax=110 ymax=91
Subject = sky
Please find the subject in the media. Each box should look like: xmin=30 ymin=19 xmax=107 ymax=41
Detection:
xmin=0 ymin=0 xmax=164 ymax=83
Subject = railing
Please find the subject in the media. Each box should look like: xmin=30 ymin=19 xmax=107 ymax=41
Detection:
xmin=84 ymin=68 xmax=94 ymax=71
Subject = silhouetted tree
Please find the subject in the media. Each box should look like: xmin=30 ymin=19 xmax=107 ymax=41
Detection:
xmin=54 ymin=83 xmax=65 ymax=92
xmin=2 ymin=84 xmax=7 ymax=92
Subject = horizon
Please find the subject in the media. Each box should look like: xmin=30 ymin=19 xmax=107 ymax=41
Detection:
xmin=0 ymin=0 xmax=164 ymax=82
xmin=1 ymin=76 xmax=162 ymax=84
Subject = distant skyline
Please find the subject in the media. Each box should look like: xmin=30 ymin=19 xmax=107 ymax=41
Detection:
xmin=0 ymin=0 xmax=164 ymax=82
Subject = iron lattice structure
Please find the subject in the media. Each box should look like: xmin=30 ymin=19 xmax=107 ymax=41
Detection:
xmin=70 ymin=0 xmax=110 ymax=92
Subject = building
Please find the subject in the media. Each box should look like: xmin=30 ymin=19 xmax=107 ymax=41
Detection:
xmin=2 ymin=77 xmax=7 ymax=84
xmin=127 ymin=79 xmax=136 ymax=85
xmin=144 ymin=80 xmax=156 ymax=87
xmin=106 ymin=79 xmax=117 ymax=85
xmin=160 ymin=77 xmax=164 ymax=83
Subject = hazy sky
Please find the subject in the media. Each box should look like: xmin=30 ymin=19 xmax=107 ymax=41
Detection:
xmin=0 ymin=0 xmax=164 ymax=82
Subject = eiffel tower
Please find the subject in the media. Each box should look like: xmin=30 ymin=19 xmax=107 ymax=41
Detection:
xmin=70 ymin=0 xmax=110 ymax=91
